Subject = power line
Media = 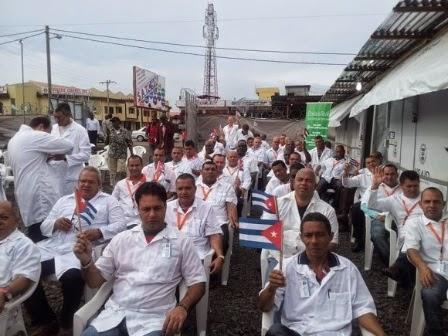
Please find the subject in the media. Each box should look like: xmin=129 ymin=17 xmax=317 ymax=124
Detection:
xmin=56 ymin=33 xmax=348 ymax=66
xmin=0 ymin=13 xmax=387 ymax=28
xmin=0 ymin=32 xmax=45 ymax=46
xmin=0 ymin=29 xmax=44 ymax=38
xmin=51 ymin=28 xmax=356 ymax=56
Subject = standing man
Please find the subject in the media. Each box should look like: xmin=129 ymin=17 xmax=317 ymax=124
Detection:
xmin=8 ymin=116 xmax=73 ymax=242
xmin=309 ymin=135 xmax=332 ymax=168
xmin=101 ymin=113 xmax=113 ymax=140
xmin=106 ymin=117 xmax=133 ymax=186
xmin=50 ymin=102 xmax=91 ymax=196
xmin=165 ymin=146 xmax=192 ymax=177
xmin=259 ymin=213 xmax=385 ymax=336
xmin=112 ymin=155 xmax=148 ymax=229
xmin=236 ymin=124 xmax=253 ymax=142
xmin=222 ymin=116 xmax=239 ymax=150
xmin=74 ymin=182 xmax=206 ymax=336
xmin=159 ymin=115 xmax=176 ymax=160
xmin=266 ymin=136 xmax=281 ymax=169
xmin=146 ymin=111 xmax=162 ymax=161
xmin=184 ymin=140 xmax=204 ymax=178
xmin=85 ymin=112 xmax=101 ymax=146
xmin=295 ymin=139 xmax=311 ymax=164
xmin=406 ymin=187 xmax=448 ymax=336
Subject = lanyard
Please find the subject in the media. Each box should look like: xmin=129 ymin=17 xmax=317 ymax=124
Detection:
xmin=226 ymin=166 xmax=239 ymax=177
xmin=330 ymin=159 xmax=343 ymax=174
xmin=401 ymin=198 xmax=419 ymax=225
xmin=382 ymin=184 xmax=399 ymax=197
xmin=201 ymin=186 xmax=213 ymax=201
xmin=176 ymin=209 xmax=191 ymax=230
xmin=126 ymin=176 xmax=146 ymax=208
xmin=153 ymin=163 xmax=164 ymax=181
xmin=427 ymin=220 xmax=446 ymax=260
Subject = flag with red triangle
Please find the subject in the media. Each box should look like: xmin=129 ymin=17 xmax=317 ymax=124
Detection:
xmin=252 ymin=190 xmax=277 ymax=214
xmin=239 ymin=218 xmax=282 ymax=251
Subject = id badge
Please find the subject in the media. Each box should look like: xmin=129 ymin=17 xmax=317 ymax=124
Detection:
xmin=438 ymin=260 xmax=448 ymax=274
xmin=298 ymin=278 xmax=310 ymax=298
xmin=162 ymin=242 xmax=171 ymax=258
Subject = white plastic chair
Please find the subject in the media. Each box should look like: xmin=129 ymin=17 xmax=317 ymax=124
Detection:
xmin=221 ymin=225 xmax=234 ymax=286
xmin=88 ymin=155 xmax=105 ymax=169
xmin=409 ymin=270 xmax=448 ymax=336
xmin=0 ymin=151 xmax=14 ymax=188
xmin=0 ymin=271 xmax=41 ymax=336
xmin=132 ymin=145 xmax=147 ymax=158
xmin=179 ymin=248 xmax=214 ymax=336
xmin=384 ymin=213 xmax=399 ymax=297
xmin=364 ymin=215 xmax=374 ymax=271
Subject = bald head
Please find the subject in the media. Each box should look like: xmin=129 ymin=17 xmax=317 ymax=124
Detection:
xmin=294 ymin=168 xmax=316 ymax=200
xmin=0 ymin=201 xmax=18 ymax=240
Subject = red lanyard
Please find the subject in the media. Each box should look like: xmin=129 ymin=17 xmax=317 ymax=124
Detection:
xmin=176 ymin=209 xmax=191 ymax=230
xmin=201 ymin=186 xmax=213 ymax=201
xmin=125 ymin=176 xmax=146 ymax=208
xmin=382 ymin=185 xmax=399 ymax=197
xmin=401 ymin=198 xmax=419 ymax=224
xmin=153 ymin=163 xmax=164 ymax=181
xmin=427 ymin=220 xmax=446 ymax=260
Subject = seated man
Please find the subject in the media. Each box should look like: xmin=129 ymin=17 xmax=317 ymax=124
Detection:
xmin=198 ymin=139 xmax=217 ymax=161
xmin=166 ymin=174 xmax=224 ymax=274
xmin=265 ymin=160 xmax=289 ymax=195
xmin=316 ymin=144 xmax=346 ymax=204
xmin=25 ymin=167 xmax=126 ymax=335
xmin=74 ymin=182 xmax=206 ymax=336
xmin=142 ymin=147 xmax=176 ymax=198
xmin=165 ymin=146 xmax=192 ymax=177
xmin=272 ymin=163 xmax=304 ymax=198
xmin=0 ymin=201 xmax=41 ymax=325
xmin=112 ymin=155 xmax=148 ymax=229
xmin=259 ymin=212 xmax=385 ymax=336
xmin=406 ymin=187 xmax=448 ymax=336
xmin=183 ymin=140 xmax=204 ymax=178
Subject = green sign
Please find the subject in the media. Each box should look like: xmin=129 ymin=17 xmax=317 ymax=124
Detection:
xmin=304 ymin=102 xmax=332 ymax=149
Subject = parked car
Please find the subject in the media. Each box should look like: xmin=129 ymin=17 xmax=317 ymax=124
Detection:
xmin=132 ymin=126 xmax=148 ymax=142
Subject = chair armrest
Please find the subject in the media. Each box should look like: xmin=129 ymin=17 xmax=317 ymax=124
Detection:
xmin=4 ymin=277 xmax=40 ymax=312
xmin=384 ymin=212 xmax=393 ymax=233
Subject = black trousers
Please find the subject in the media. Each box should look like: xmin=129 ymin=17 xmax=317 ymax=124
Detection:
xmin=25 ymin=259 xmax=84 ymax=328
xmin=267 ymin=324 xmax=301 ymax=336
xmin=27 ymin=222 xmax=47 ymax=243
xmin=88 ymin=130 xmax=98 ymax=146
xmin=351 ymin=202 xmax=365 ymax=245
xmin=316 ymin=178 xmax=342 ymax=206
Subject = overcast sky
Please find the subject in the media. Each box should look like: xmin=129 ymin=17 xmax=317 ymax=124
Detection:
xmin=0 ymin=0 xmax=397 ymax=108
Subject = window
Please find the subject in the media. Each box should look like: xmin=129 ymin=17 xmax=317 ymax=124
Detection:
xmin=0 ymin=102 xmax=3 ymax=114
xmin=129 ymin=107 xmax=135 ymax=114
xmin=104 ymin=106 xmax=108 ymax=114
xmin=109 ymin=106 xmax=114 ymax=114
xmin=11 ymin=98 xmax=15 ymax=106
xmin=116 ymin=106 xmax=123 ymax=114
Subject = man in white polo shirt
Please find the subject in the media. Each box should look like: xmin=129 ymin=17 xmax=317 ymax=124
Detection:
xmin=309 ymin=135 xmax=332 ymax=169
xmin=165 ymin=146 xmax=192 ymax=177
xmin=265 ymin=160 xmax=289 ymax=195
xmin=222 ymin=116 xmax=239 ymax=150
xmin=166 ymin=174 xmax=224 ymax=274
xmin=316 ymin=144 xmax=346 ymax=204
xmin=142 ymin=147 xmax=176 ymax=198
xmin=259 ymin=212 xmax=385 ymax=336
xmin=74 ymin=182 xmax=206 ymax=336
xmin=406 ymin=187 xmax=448 ymax=336
xmin=112 ymin=155 xmax=148 ymax=229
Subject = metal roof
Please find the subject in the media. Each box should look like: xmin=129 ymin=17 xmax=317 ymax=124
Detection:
xmin=321 ymin=0 xmax=448 ymax=104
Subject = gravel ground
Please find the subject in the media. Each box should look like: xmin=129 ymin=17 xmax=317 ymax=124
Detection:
xmin=4 ymin=142 xmax=441 ymax=336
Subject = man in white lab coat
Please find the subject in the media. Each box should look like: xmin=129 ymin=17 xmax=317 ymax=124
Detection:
xmin=7 ymin=116 xmax=73 ymax=242
xmin=50 ymin=102 xmax=91 ymax=195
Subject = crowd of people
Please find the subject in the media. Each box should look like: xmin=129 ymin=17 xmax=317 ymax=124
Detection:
xmin=0 ymin=105 xmax=447 ymax=336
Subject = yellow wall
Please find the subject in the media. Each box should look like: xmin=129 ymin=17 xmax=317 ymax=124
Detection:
xmin=255 ymin=87 xmax=279 ymax=101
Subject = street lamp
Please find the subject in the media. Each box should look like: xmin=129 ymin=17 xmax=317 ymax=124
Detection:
xmin=45 ymin=25 xmax=63 ymax=115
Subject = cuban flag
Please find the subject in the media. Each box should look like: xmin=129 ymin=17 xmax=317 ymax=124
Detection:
xmin=348 ymin=157 xmax=359 ymax=167
xmin=252 ymin=190 xmax=277 ymax=214
xmin=75 ymin=188 xmax=97 ymax=226
xmin=239 ymin=218 xmax=282 ymax=251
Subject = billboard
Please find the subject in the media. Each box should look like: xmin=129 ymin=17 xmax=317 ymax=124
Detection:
xmin=133 ymin=66 xmax=166 ymax=109
xmin=304 ymin=102 xmax=332 ymax=149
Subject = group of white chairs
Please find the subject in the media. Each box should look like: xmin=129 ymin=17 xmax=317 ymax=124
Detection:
xmin=0 ymin=150 xmax=14 ymax=189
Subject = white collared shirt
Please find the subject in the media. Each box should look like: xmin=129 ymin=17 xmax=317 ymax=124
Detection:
xmin=165 ymin=160 xmax=192 ymax=178
xmin=248 ymin=146 xmax=268 ymax=165
xmin=342 ymin=169 xmax=373 ymax=200
xmin=240 ymin=154 xmax=258 ymax=174
xmin=90 ymin=226 xmax=206 ymax=336
xmin=195 ymin=180 xmax=237 ymax=226
xmin=236 ymin=129 xmax=253 ymax=142
xmin=265 ymin=176 xmax=288 ymax=195
xmin=112 ymin=177 xmax=148 ymax=228
xmin=262 ymin=191 xmax=338 ymax=260
xmin=295 ymin=150 xmax=307 ymax=163
xmin=405 ymin=214 xmax=448 ymax=280
xmin=38 ymin=192 xmax=126 ymax=279
xmin=366 ymin=188 xmax=422 ymax=245
xmin=86 ymin=118 xmax=101 ymax=132
xmin=166 ymin=198 xmax=222 ymax=259
xmin=222 ymin=164 xmax=251 ymax=191
xmin=142 ymin=162 xmax=176 ymax=193
xmin=0 ymin=229 xmax=41 ymax=287
xmin=183 ymin=156 xmax=204 ymax=174
xmin=309 ymin=147 xmax=332 ymax=168
xmin=223 ymin=124 xmax=239 ymax=149
xmin=266 ymin=148 xmax=280 ymax=167
xmin=267 ymin=252 xmax=376 ymax=336
xmin=272 ymin=183 xmax=292 ymax=197
xmin=320 ymin=157 xmax=346 ymax=182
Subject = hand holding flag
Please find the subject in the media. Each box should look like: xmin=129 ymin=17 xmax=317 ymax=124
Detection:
xmin=251 ymin=190 xmax=277 ymax=214
xmin=75 ymin=188 xmax=98 ymax=231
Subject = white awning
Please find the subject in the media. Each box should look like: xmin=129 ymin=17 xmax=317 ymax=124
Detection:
xmin=350 ymin=30 xmax=448 ymax=117
xmin=328 ymin=95 xmax=363 ymax=127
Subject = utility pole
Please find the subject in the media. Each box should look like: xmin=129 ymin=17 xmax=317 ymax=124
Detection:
xmin=45 ymin=25 xmax=53 ymax=115
xmin=19 ymin=39 xmax=25 ymax=123
xmin=99 ymin=80 xmax=116 ymax=116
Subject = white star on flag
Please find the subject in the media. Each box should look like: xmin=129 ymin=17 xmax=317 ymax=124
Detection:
xmin=271 ymin=231 xmax=277 ymax=238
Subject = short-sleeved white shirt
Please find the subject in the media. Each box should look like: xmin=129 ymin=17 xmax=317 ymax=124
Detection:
xmin=195 ymin=180 xmax=237 ymax=226
xmin=248 ymin=147 xmax=268 ymax=165
xmin=265 ymin=252 xmax=376 ymax=336
xmin=266 ymin=148 xmax=280 ymax=167
xmin=0 ymin=229 xmax=41 ymax=287
xmin=265 ymin=176 xmax=288 ymax=195
xmin=142 ymin=162 xmax=176 ymax=193
xmin=166 ymin=198 xmax=222 ymax=259
xmin=309 ymin=147 xmax=332 ymax=168
xmin=405 ymin=214 xmax=448 ymax=280
xmin=223 ymin=124 xmax=239 ymax=149
xmin=320 ymin=157 xmax=346 ymax=182
xmin=165 ymin=160 xmax=193 ymax=178
xmin=272 ymin=183 xmax=292 ymax=197
xmin=241 ymin=154 xmax=258 ymax=174
xmin=183 ymin=156 xmax=204 ymax=175
xmin=90 ymin=226 xmax=206 ymax=336
xmin=222 ymin=165 xmax=251 ymax=191
xmin=112 ymin=177 xmax=148 ymax=228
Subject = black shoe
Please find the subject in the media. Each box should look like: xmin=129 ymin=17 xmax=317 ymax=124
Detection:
xmin=351 ymin=241 xmax=364 ymax=253
xmin=382 ymin=265 xmax=403 ymax=282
